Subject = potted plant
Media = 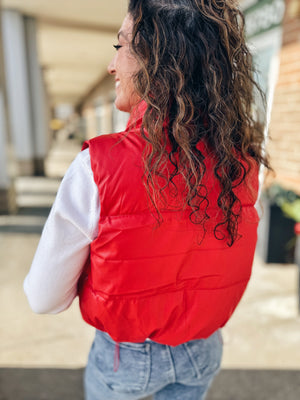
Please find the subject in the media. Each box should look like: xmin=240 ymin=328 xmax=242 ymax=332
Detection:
xmin=261 ymin=185 xmax=300 ymax=263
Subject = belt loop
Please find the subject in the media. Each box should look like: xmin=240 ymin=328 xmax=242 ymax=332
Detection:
xmin=114 ymin=343 xmax=120 ymax=372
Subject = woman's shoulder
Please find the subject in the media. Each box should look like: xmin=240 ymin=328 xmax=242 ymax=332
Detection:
xmin=82 ymin=131 xmax=127 ymax=151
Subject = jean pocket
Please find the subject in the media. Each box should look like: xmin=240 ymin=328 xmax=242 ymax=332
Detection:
xmin=93 ymin=330 xmax=151 ymax=394
xmin=183 ymin=330 xmax=223 ymax=382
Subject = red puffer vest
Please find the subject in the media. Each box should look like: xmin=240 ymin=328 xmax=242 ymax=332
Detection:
xmin=78 ymin=103 xmax=259 ymax=346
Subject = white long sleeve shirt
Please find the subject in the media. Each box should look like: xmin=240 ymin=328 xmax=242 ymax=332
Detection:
xmin=23 ymin=148 xmax=100 ymax=314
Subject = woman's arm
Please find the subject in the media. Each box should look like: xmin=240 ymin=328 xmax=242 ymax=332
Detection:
xmin=23 ymin=148 xmax=100 ymax=314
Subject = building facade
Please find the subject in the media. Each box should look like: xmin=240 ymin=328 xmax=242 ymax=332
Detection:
xmin=241 ymin=0 xmax=300 ymax=262
xmin=267 ymin=0 xmax=300 ymax=193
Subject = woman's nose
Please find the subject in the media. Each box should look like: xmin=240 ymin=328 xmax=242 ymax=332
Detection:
xmin=107 ymin=55 xmax=116 ymax=75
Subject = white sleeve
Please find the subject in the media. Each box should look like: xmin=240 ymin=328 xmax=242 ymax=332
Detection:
xmin=23 ymin=148 xmax=100 ymax=314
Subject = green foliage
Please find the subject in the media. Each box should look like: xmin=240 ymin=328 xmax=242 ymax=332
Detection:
xmin=281 ymin=200 xmax=300 ymax=223
xmin=266 ymin=184 xmax=300 ymax=222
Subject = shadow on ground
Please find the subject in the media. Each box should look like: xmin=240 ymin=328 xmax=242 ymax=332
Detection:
xmin=0 ymin=175 xmax=60 ymax=234
xmin=1 ymin=368 xmax=300 ymax=400
xmin=0 ymin=207 xmax=51 ymax=234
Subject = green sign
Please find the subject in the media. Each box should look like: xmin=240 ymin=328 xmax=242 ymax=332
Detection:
xmin=244 ymin=0 xmax=285 ymax=38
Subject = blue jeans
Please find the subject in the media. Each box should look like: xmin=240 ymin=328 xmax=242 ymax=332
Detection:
xmin=84 ymin=329 xmax=223 ymax=400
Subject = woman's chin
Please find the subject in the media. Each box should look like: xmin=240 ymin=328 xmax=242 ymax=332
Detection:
xmin=114 ymin=95 xmax=130 ymax=113
xmin=115 ymin=93 xmax=141 ymax=114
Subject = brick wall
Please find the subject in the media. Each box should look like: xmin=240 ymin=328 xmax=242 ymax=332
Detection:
xmin=283 ymin=0 xmax=300 ymax=45
xmin=267 ymin=0 xmax=300 ymax=194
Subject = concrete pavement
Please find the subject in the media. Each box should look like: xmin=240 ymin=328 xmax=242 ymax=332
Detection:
xmin=0 ymin=137 xmax=300 ymax=399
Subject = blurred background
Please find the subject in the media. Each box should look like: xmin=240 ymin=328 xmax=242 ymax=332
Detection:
xmin=0 ymin=0 xmax=299 ymax=399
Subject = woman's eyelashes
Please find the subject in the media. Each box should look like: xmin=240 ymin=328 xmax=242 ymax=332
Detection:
xmin=113 ymin=44 xmax=122 ymax=51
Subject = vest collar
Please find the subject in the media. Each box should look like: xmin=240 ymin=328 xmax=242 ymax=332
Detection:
xmin=126 ymin=100 xmax=148 ymax=132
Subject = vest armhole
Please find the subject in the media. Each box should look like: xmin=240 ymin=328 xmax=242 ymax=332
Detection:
xmin=81 ymin=141 xmax=90 ymax=151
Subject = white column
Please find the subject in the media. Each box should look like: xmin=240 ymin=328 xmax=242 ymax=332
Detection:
xmin=25 ymin=16 xmax=49 ymax=175
xmin=0 ymin=3 xmax=16 ymax=213
xmin=0 ymin=89 xmax=15 ymax=213
xmin=0 ymin=91 xmax=9 ymax=186
xmin=2 ymin=9 xmax=34 ymax=175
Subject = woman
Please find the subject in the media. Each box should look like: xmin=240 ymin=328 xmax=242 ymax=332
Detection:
xmin=24 ymin=1 xmax=270 ymax=399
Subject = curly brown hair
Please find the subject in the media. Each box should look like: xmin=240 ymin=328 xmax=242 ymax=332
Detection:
xmin=127 ymin=0 xmax=270 ymax=246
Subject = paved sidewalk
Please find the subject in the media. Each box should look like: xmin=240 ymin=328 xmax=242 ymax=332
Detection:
xmin=0 ymin=138 xmax=300 ymax=399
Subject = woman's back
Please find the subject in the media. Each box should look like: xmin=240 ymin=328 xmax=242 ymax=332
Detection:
xmin=79 ymin=101 xmax=260 ymax=345
xmin=25 ymin=1 xmax=271 ymax=399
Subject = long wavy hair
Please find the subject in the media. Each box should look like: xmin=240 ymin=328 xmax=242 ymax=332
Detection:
xmin=127 ymin=0 xmax=270 ymax=246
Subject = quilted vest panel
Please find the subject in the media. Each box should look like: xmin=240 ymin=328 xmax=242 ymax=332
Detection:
xmin=78 ymin=109 xmax=259 ymax=345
